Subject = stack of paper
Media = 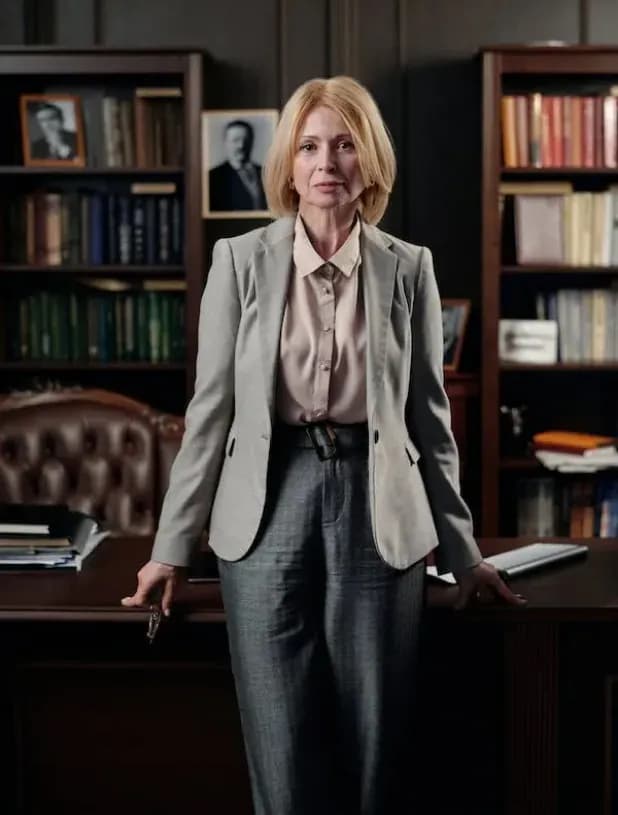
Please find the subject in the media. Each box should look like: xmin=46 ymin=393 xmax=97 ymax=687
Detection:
xmin=533 ymin=430 xmax=618 ymax=471
xmin=0 ymin=511 xmax=108 ymax=571
xmin=535 ymin=449 xmax=618 ymax=472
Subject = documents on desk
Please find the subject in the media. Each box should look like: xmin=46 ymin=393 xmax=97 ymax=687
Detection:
xmin=426 ymin=542 xmax=589 ymax=585
xmin=0 ymin=505 xmax=108 ymax=570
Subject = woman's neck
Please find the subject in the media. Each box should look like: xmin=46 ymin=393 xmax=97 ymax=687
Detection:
xmin=298 ymin=204 xmax=357 ymax=260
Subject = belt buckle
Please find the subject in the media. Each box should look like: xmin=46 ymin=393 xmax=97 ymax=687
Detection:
xmin=305 ymin=422 xmax=338 ymax=461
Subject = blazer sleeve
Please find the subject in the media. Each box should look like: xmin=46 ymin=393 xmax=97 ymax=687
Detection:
xmin=406 ymin=246 xmax=482 ymax=575
xmin=150 ymin=238 xmax=241 ymax=567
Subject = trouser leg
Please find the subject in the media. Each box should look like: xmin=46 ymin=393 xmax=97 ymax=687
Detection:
xmin=322 ymin=448 xmax=426 ymax=815
xmin=217 ymin=446 xmax=337 ymax=815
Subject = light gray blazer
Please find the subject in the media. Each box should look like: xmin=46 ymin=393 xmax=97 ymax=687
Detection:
xmin=151 ymin=216 xmax=482 ymax=574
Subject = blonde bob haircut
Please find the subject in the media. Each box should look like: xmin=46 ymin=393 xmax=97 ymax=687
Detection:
xmin=263 ymin=75 xmax=396 ymax=225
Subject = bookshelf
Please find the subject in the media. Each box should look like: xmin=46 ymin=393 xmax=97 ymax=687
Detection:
xmin=482 ymin=46 xmax=618 ymax=538
xmin=0 ymin=48 xmax=203 ymax=416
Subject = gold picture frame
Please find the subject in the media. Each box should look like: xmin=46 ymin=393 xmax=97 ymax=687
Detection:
xmin=201 ymin=108 xmax=278 ymax=219
xmin=20 ymin=93 xmax=86 ymax=167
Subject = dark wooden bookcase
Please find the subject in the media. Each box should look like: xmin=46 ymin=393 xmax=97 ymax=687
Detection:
xmin=0 ymin=48 xmax=203 ymax=415
xmin=481 ymin=45 xmax=618 ymax=536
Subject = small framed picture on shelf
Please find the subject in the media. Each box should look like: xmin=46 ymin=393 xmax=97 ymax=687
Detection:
xmin=202 ymin=108 xmax=278 ymax=219
xmin=20 ymin=93 xmax=86 ymax=167
xmin=441 ymin=298 xmax=470 ymax=371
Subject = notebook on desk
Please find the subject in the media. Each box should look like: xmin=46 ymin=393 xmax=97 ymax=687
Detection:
xmin=426 ymin=542 xmax=589 ymax=585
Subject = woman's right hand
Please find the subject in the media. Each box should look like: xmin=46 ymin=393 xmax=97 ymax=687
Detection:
xmin=121 ymin=560 xmax=180 ymax=617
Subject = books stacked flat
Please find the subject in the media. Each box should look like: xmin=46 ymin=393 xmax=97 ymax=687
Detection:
xmin=0 ymin=507 xmax=108 ymax=570
xmin=533 ymin=430 xmax=618 ymax=472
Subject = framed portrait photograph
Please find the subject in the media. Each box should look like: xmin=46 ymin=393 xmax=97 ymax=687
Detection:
xmin=441 ymin=299 xmax=470 ymax=372
xmin=20 ymin=93 xmax=86 ymax=167
xmin=202 ymin=108 xmax=279 ymax=219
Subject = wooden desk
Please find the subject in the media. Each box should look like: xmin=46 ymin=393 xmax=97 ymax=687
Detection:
xmin=1 ymin=536 xmax=617 ymax=815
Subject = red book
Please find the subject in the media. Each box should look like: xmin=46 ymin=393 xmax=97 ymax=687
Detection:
xmin=551 ymin=96 xmax=564 ymax=166
xmin=594 ymin=96 xmax=604 ymax=167
xmin=571 ymin=97 xmax=583 ymax=166
xmin=562 ymin=95 xmax=573 ymax=166
xmin=582 ymin=97 xmax=595 ymax=167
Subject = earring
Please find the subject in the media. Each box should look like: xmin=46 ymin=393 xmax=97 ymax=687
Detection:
xmin=288 ymin=178 xmax=295 ymax=190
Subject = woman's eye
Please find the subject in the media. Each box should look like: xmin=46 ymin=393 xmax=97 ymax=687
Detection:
xmin=299 ymin=143 xmax=315 ymax=152
xmin=338 ymin=140 xmax=354 ymax=150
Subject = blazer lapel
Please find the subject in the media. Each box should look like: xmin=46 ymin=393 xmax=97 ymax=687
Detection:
xmin=361 ymin=223 xmax=398 ymax=422
xmin=254 ymin=217 xmax=295 ymax=424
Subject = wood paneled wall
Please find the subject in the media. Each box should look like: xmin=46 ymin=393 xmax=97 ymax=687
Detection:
xmin=2 ymin=0 xmax=615 ymax=366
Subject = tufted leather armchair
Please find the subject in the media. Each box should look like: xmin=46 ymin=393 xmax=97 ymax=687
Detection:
xmin=0 ymin=388 xmax=184 ymax=536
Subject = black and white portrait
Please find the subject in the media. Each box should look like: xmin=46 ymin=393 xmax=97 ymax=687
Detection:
xmin=202 ymin=109 xmax=278 ymax=218
xmin=20 ymin=94 xmax=85 ymax=167
xmin=441 ymin=299 xmax=470 ymax=371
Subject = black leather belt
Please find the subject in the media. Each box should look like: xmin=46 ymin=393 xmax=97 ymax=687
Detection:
xmin=274 ymin=421 xmax=369 ymax=461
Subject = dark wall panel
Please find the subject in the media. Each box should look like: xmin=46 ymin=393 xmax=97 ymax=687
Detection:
xmin=588 ymin=0 xmax=618 ymax=42
xmin=55 ymin=0 xmax=97 ymax=46
xmin=0 ymin=0 xmax=25 ymax=44
xmin=280 ymin=0 xmax=329 ymax=99
xmin=101 ymin=0 xmax=280 ymax=108
xmin=357 ymin=0 xmax=402 ymax=234
xmin=404 ymin=0 xmax=580 ymax=298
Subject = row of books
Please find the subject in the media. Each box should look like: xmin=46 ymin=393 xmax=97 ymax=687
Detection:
xmin=1 ymin=286 xmax=185 ymax=363
xmin=2 ymin=186 xmax=183 ymax=266
xmin=502 ymin=182 xmax=618 ymax=266
xmin=501 ymin=92 xmax=618 ymax=168
xmin=517 ymin=475 xmax=618 ymax=537
xmin=78 ymin=86 xmax=183 ymax=169
xmin=533 ymin=286 xmax=618 ymax=362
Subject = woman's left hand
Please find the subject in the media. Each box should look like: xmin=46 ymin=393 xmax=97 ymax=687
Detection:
xmin=453 ymin=561 xmax=527 ymax=610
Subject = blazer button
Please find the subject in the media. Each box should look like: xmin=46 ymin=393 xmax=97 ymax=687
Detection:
xmin=374 ymin=430 xmax=379 ymax=444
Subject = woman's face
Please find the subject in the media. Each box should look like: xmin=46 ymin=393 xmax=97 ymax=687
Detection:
xmin=292 ymin=105 xmax=365 ymax=214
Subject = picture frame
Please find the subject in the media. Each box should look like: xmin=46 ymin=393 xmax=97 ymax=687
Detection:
xmin=20 ymin=93 xmax=86 ymax=167
xmin=201 ymin=108 xmax=279 ymax=219
xmin=441 ymin=298 xmax=470 ymax=371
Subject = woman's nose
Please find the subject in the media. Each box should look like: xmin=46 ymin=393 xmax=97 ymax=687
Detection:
xmin=317 ymin=146 xmax=336 ymax=170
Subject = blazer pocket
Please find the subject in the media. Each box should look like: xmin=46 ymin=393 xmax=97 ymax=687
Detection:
xmin=404 ymin=438 xmax=421 ymax=465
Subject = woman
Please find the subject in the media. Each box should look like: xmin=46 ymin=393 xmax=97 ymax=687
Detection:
xmin=122 ymin=75 xmax=524 ymax=814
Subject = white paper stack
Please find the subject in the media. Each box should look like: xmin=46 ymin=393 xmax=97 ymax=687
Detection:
xmin=535 ymin=448 xmax=618 ymax=472
xmin=0 ymin=514 xmax=109 ymax=571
